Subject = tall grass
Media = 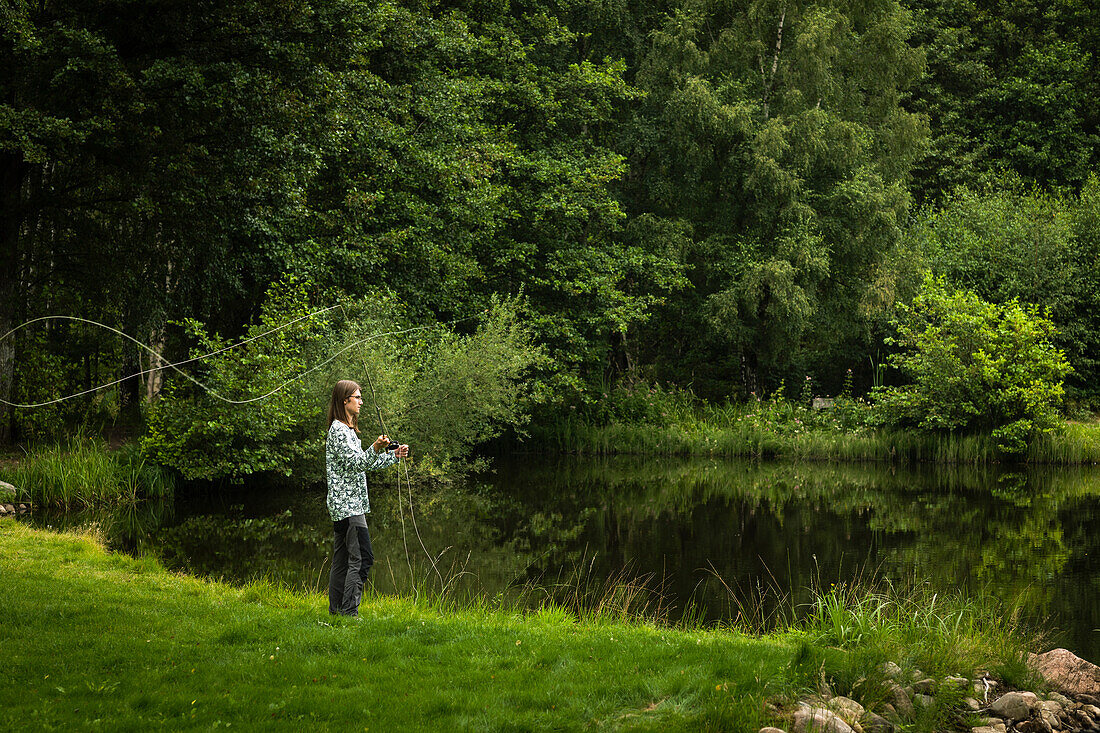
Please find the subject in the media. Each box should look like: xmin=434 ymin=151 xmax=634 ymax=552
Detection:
xmin=1029 ymin=421 xmax=1100 ymax=464
xmin=534 ymin=395 xmax=1100 ymax=465
xmin=368 ymin=537 xmax=1039 ymax=690
xmin=799 ymin=579 xmax=1039 ymax=681
xmin=0 ymin=438 xmax=174 ymax=508
xmin=536 ymin=415 xmax=1007 ymax=463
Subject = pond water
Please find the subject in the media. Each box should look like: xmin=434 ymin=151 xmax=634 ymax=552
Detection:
xmin=25 ymin=454 xmax=1100 ymax=661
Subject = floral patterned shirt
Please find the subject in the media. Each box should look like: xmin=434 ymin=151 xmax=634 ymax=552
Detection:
xmin=325 ymin=420 xmax=398 ymax=521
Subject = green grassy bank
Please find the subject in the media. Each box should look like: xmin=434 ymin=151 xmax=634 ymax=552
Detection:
xmin=0 ymin=521 xmax=1037 ymax=731
xmin=534 ymin=412 xmax=1100 ymax=465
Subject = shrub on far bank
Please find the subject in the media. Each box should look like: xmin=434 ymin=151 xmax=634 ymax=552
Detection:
xmin=143 ymin=281 xmax=543 ymax=482
xmin=873 ymin=276 xmax=1072 ymax=454
xmin=568 ymin=382 xmax=698 ymax=428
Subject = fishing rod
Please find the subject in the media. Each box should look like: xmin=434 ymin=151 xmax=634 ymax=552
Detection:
xmin=361 ymin=369 xmax=446 ymax=592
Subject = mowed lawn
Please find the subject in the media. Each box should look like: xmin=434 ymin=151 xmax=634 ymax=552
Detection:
xmin=0 ymin=521 xmax=805 ymax=731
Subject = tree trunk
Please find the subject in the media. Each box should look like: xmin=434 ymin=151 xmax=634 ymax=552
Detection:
xmin=146 ymin=326 xmax=166 ymax=402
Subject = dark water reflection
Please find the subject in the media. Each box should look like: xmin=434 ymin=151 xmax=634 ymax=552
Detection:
xmin=487 ymin=457 xmax=1100 ymax=661
xmin=25 ymin=455 xmax=1100 ymax=660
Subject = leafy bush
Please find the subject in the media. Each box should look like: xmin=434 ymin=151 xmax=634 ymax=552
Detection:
xmin=142 ymin=280 xmax=543 ymax=481
xmin=719 ymin=377 xmax=878 ymax=438
xmin=142 ymin=279 xmax=336 ymax=481
xmin=903 ymin=174 xmax=1100 ymax=407
xmin=873 ymin=276 xmax=1072 ymax=454
xmin=573 ymin=382 xmax=697 ymax=428
xmin=396 ymin=309 xmax=547 ymax=472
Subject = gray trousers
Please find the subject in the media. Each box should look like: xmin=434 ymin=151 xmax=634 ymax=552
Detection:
xmin=328 ymin=514 xmax=374 ymax=616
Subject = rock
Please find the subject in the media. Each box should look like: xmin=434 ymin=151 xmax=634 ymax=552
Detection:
xmin=758 ymin=728 xmax=787 ymax=733
xmin=1020 ymin=691 xmax=1040 ymax=710
xmin=1073 ymin=710 xmax=1095 ymax=728
xmin=990 ymin=692 xmax=1032 ymax=721
xmin=863 ymin=712 xmax=894 ymax=733
xmin=964 ymin=697 xmax=982 ymax=710
xmin=913 ymin=694 xmax=935 ymax=709
xmin=971 ymin=725 xmax=1006 ymax=733
xmin=826 ymin=696 xmax=866 ymax=725
xmin=3 ymin=504 xmax=14 ymax=514
xmin=1039 ymin=700 xmax=1065 ymax=730
xmin=913 ymin=678 xmax=936 ymax=695
xmin=880 ymin=662 xmax=903 ymax=679
xmin=0 ymin=504 xmax=8 ymax=515
xmin=886 ymin=683 xmax=914 ymax=718
xmin=792 ymin=705 xmax=856 ymax=733
xmin=1028 ymin=649 xmax=1100 ymax=697
xmin=1048 ymin=692 xmax=1074 ymax=707
xmin=1016 ymin=721 xmax=1044 ymax=733
xmin=1083 ymin=704 xmax=1100 ymax=719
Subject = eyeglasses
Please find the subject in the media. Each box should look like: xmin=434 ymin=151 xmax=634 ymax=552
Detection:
xmin=347 ymin=395 xmax=364 ymax=402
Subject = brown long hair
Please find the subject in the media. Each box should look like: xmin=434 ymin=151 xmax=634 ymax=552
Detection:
xmin=327 ymin=379 xmax=361 ymax=431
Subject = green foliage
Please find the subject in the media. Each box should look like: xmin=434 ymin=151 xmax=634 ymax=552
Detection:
xmin=571 ymin=382 xmax=697 ymax=428
xmin=1 ymin=0 xmax=388 ymax=439
xmin=397 ymin=303 xmax=546 ymax=472
xmin=907 ymin=0 xmax=1100 ymax=201
xmin=142 ymin=279 xmax=337 ymax=481
xmin=5 ymin=0 xmax=1100 ymax=454
xmin=0 ymin=438 xmax=173 ymax=509
xmin=896 ymin=175 xmax=1100 ymax=406
xmin=309 ymin=0 xmax=683 ymax=399
xmin=143 ymin=280 xmax=543 ymax=481
xmin=873 ymin=277 xmax=1072 ymax=453
xmin=614 ymin=0 xmax=928 ymax=396
xmin=8 ymin=327 xmax=85 ymax=442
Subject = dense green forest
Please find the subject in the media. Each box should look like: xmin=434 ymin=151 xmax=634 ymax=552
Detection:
xmin=3 ymin=0 xmax=1099 ymax=458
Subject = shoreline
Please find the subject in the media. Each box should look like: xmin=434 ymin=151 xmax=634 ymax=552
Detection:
xmin=5 ymin=520 xmax=1088 ymax=732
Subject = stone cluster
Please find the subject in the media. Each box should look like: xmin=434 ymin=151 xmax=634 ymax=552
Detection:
xmin=0 ymin=502 xmax=31 ymax=515
xmin=759 ymin=649 xmax=1100 ymax=733
xmin=0 ymin=479 xmax=30 ymax=515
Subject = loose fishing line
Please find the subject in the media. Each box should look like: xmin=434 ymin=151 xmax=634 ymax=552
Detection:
xmin=362 ymin=369 xmax=446 ymax=593
xmin=0 ymin=307 xmax=333 ymax=407
xmin=0 ymin=307 xmax=485 ymax=408
xmin=2 ymin=303 xmax=480 ymax=592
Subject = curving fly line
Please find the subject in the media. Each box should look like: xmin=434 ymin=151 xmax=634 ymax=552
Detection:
xmin=0 ymin=306 xmax=483 ymax=409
